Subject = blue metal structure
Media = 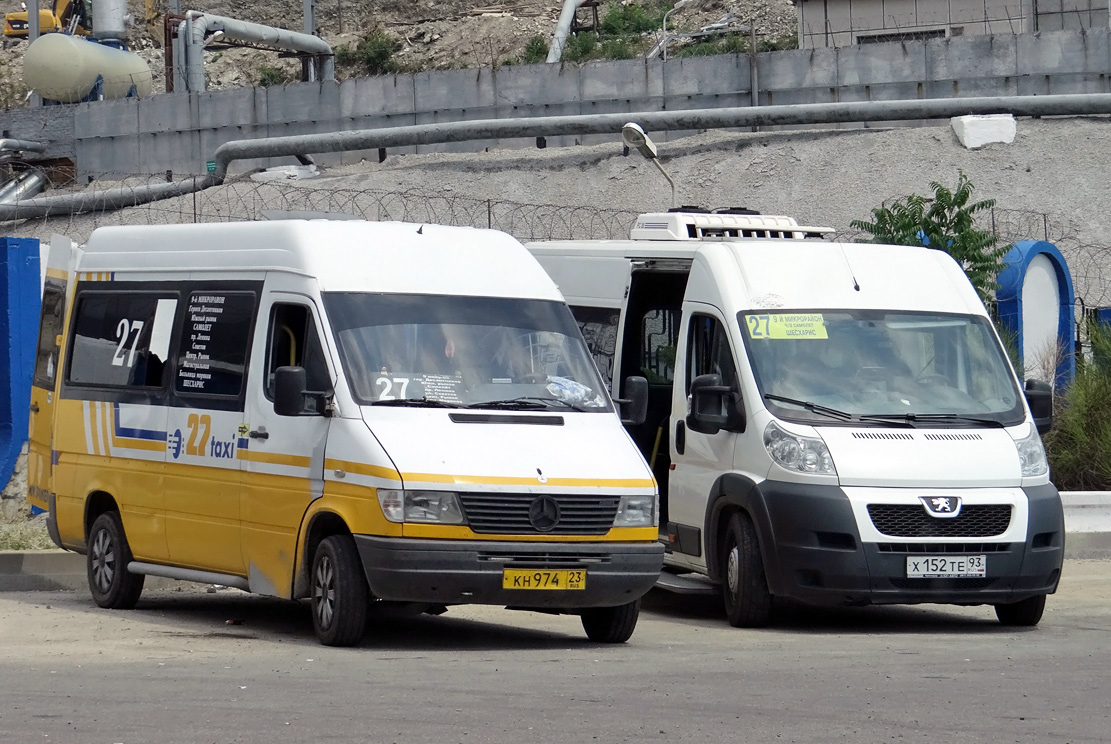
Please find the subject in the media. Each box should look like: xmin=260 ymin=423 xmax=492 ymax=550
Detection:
xmin=0 ymin=237 xmax=42 ymax=495
xmin=996 ymin=240 xmax=1076 ymax=389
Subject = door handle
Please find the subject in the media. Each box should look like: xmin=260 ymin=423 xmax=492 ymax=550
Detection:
xmin=249 ymin=429 xmax=269 ymax=440
xmin=675 ymin=420 xmax=686 ymax=456
xmin=29 ymin=403 xmax=39 ymax=413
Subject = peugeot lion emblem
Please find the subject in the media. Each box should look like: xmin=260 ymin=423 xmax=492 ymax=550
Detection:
xmin=528 ymin=495 xmax=561 ymax=531
xmin=921 ymin=496 xmax=962 ymax=518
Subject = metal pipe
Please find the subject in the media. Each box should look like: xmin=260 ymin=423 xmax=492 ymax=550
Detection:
xmin=0 ymin=170 xmax=47 ymax=204
xmin=7 ymin=92 xmax=1111 ymax=222
xmin=208 ymin=93 xmax=1111 ymax=179
xmin=547 ymin=0 xmax=586 ymax=63
xmin=0 ymin=139 xmax=46 ymax=154
xmin=0 ymin=175 xmax=217 ymax=220
xmin=183 ymin=10 xmax=335 ymax=92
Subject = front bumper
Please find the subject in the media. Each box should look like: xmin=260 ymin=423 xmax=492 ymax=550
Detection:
xmin=759 ymin=481 xmax=1064 ymax=606
xmin=353 ymin=536 xmax=664 ymax=609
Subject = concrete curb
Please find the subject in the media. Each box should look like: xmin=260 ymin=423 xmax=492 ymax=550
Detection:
xmin=3 ymin=540 xmax=1109 ymax=592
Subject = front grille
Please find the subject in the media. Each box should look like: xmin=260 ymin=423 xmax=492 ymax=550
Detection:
xmin=459 ymin=493 xmax=620 ymax=535
xmin=877 ymin=542 xmax=1012 ymax=554
xmin=867 ymin=504 xmax=1012 ymax=538
xmin=477 ymin=550 xmax=613 ymax=566
xmin=889 ymin=577 xmax=997 ymax=590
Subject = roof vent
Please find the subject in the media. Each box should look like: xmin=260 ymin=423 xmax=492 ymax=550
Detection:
xmin=629 ymin=211 xmax=835 ymax=241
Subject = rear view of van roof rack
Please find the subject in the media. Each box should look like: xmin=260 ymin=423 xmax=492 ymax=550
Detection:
xmin=631 ymin=210 xmax=835 ymax=241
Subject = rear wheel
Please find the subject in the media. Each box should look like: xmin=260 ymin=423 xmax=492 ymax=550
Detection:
xmin=311 ymin=535 xmax=370 ymax=646
xmin=87 ymin=512 xmax=145 ymax=609
xmin=721 ymin=512 xmax=772 ymax=628
xmin=994 ymin=595 xmax=1046 ymax=626
xmin=581 ymin=599 xmax=640 ymax=643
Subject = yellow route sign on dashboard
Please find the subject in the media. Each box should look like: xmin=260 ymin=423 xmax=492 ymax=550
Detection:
xmin=744 ymin=313 xmax=828 ymax=340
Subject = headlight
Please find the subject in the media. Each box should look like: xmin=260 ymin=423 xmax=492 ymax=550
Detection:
xmin=613 ymin=494 xmax=656 ymax=527
xmin=763 ymin=421 xmax=837 ymax=475
xmin=376 ymin=489 xmax=465 ymax=524
xmin=1015 ymin=428 xmax=1049 ymax=477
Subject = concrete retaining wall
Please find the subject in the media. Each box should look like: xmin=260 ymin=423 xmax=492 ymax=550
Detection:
xmin=1 ymin=29 xmax=1109 ymax=179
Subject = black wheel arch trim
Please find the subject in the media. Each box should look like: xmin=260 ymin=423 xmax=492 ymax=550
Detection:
xmin=703 ymin=473 xmax=783 ymax=595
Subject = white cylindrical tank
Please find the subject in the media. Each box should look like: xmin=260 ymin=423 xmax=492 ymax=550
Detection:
xmin=92 ymin=0 xmax=128 ymax=42
xmin=24 ymin=34 xmax=152 ymax=103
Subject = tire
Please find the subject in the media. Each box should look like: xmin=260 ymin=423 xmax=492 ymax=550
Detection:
xmin=311 ymin=535 xmax=370 ymax=647
xmin=581 ymin=599 xmax=640 ymax=643
xmin=994 ymin=594 xmax=1047 ymax=627
xmin=87 ymin=512 xmax=145 ymax=610
xmin=721 ymin=512 xmax=772 ymax=628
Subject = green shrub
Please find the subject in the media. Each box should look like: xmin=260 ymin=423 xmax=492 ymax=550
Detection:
xmin=600 ymin=37 xmax=636 ymax=60
xmin=1044 ymin=327 xmax=1111 ymax=490
xmin=521 ymin=35 xmax=549 ymax=64
xmin=336 ymin=29 xmax=401 ymax=75
xmin=850 ymin=172 xmax=1010 ymax=305
xmin=562 ymin=32 xmax=599 ymax=63
xmin=599 ymin=1 xmax=668 ymax=36
xmin=257 ymin=65 xmax=288 ymax=88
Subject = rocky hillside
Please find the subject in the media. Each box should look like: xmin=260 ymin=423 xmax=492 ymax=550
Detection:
xmin=0 ymin=1 xmax=797 ymax=101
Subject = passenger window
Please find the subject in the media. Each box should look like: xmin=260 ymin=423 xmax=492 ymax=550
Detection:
xmin=570 ymin=305 xmax=620 ymax=386
xmin=68 ymin=293 xmax=178 ymax=388
xmin=265 ymin=303 xmax=331 ymax=398
xmin=174 ymin=291 xmax=255 ymax=397
xmin=641 ymin=308 xmax=680 ymax=384
xmin=686 ymin=315 xmax=739 ymax=394
xmin=33 ymin=282 xmax=65 ymax=389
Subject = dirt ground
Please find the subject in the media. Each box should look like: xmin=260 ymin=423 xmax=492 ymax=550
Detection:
xmin=0 ymin=1 xmax=798 ymax=99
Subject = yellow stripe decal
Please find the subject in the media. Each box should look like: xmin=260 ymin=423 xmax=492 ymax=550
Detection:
xmin=324 ymin=459 xmax=401 ymax=481
xmin=400 ymin=472 xmax=656 ymax=488
xmin=237 ymin=449 xmax=313 ymax=468
xmin=111 ymin=437 xmax=167 ymax=453
xmin=100 ymin=402 xmax=113 ymax=456
xmin=45 ymin=268 xmax=68 ymax=280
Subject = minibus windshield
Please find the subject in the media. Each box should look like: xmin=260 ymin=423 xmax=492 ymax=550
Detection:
xmin=740 ymin=310 xmax=1025 ymax=426
xmin=323 ymin=293 xmax=613 ymax=412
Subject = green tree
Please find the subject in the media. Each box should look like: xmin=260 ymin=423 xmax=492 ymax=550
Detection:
xmin=850 ymin=172 xmax=1010 ymax=304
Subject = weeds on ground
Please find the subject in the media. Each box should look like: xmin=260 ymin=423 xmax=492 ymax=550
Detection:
xmin=257 ymin=65 xmax=289 ymax=87
xmin=1044 ymin=327 xmax=1111 ymax=491
xmin=335 ymin=28 xmax=403 ymax=76
xmin=0 ymin=505 xmax=53 ymax=551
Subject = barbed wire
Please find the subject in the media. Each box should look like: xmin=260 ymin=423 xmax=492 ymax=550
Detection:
xmin=4 ymin=173 xmax=1111 ymax=325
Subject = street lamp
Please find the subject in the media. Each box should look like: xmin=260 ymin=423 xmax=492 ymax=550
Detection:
xmin=661 ymin=0 xmax=692 ymax=62
xmin=621 ymin=122 xmax=677 ymax=209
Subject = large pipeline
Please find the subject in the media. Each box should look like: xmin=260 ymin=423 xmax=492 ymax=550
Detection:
xmin=3 ymin=92 xmax=1111 ymax=221
xmin=182 ymin=11 xmax=334 ymax=93
xmin=546 ymin=0 xmax=587 ymax=64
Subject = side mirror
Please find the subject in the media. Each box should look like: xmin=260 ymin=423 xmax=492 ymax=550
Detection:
xmin=614 ymin=375 xmax=648 ymax=426
xmin=1024 ymin=378 xmax=1053 ymax=435
xmin=274 ymin=366 xmax=308 ymax=416
xmin=687 ymin=373 xmax=731 ymax=435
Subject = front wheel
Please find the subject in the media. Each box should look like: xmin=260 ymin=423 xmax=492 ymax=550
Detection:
xmin=311 ymin=535 xmax=370 ymax=646
xmin=721 ymin=512 xmax=772 ymax=628
xmin=581 ymin=600 xmax=640 ymax=643
xmin=994 ymin=595 xmax=1047 ymax=626
xmin=87 ymin=512 xmax=145 ymax=609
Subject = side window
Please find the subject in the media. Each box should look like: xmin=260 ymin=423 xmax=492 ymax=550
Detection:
xmin=686 ymin=314 xmax=739 ymax=394
xmin=641 ymin=308 xmax=680 ymax=384
xmin=67 ymin=293 xmax=178 ymax=388
xmin=33 ymin=282 xmax=65 ymax=389
xmin=175 ymin=291 xmax=255 ymax=397
xmin=570 ymin=305 xmax=620 ymax=386
xmin=265 ymin=303 xmax=331 ymax=397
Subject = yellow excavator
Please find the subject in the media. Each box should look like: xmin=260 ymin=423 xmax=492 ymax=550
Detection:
xmin=4 ymin=0 xmax=93 ymax=39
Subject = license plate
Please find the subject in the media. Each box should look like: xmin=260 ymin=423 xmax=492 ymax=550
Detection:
xmin=906 ymin=555 xmax=987 ymax=578
xmin=502 ymin=569 xmax=586 ymax=590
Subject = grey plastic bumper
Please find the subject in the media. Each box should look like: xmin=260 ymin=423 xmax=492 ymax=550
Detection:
xmin=353 ymin=536 xmax=664 ymax=609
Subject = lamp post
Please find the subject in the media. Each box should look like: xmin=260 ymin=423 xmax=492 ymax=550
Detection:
xmin=621 ymin=122 xmax=677 ymax=209
xmin=661 ymin=0 xmax=691 ymax=62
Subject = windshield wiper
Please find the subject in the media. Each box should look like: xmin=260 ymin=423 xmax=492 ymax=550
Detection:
xmin=763 ymin=394 xmax=853 ymax=421
xmin=368 ymin=397 xmax=457 ymax=408
xmin=466 ymin=396 xmax=580 ymax=411
xmin=859 ymin=412 xmax=1005 ymax=428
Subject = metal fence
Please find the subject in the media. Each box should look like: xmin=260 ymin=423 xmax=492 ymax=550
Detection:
xmin=3 ymin=172 xmax=1110 ymax=343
